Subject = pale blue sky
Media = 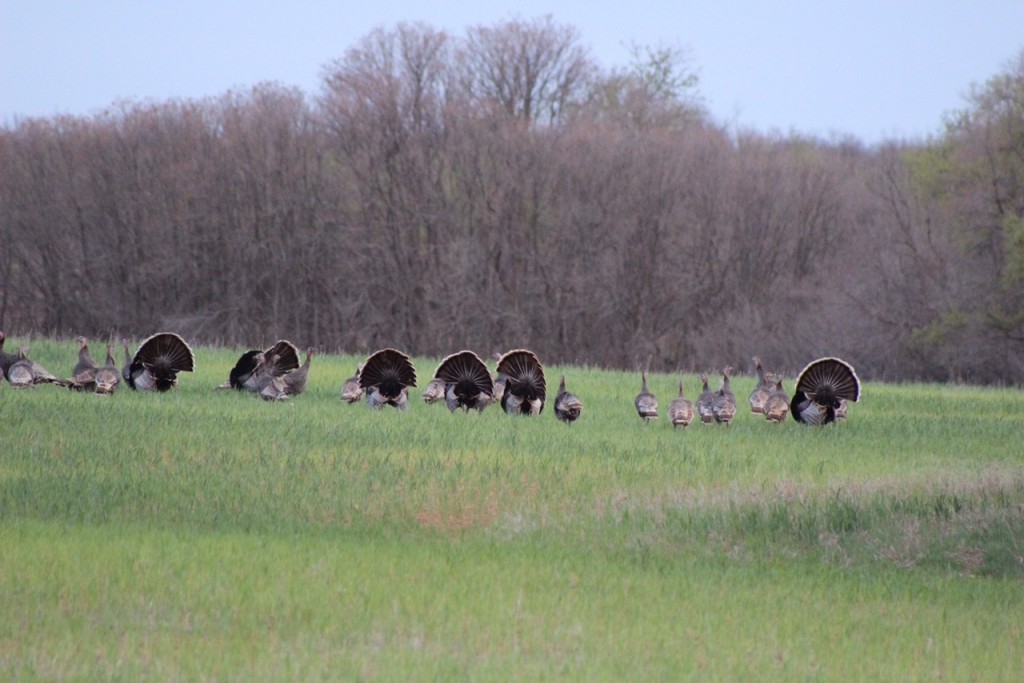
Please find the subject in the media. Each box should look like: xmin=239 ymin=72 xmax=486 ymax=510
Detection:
xmin=3 ymin=1 xmax=1022 ymax=143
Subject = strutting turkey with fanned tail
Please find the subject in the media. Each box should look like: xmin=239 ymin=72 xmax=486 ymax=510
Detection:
xmin=359 ymin=348 xmax=417 ymax=411
xmin=790 ymin=357 xmax=860 ymax=425
xmin=124 ymin=332 xmax=195 ymax=392
xmin=219 ymin=340 xmax=300 ymax=393
xmin=496 ymin=349 xmax=546 ymax=416
xmin=634 ymin=371 xmax=658 ymax=422
xmin=431 ymin=350 xmax=493 ymax=413
xmin=554 ymin=375 xmax=583 ymax=424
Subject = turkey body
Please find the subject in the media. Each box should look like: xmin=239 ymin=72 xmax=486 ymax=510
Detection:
xmin=634 ymin=371 xmax=658 ymax=421
xmin=790 ymin=357 xmax=860 ymax=425
xmin=260 ymin=347 xmax=314 ymax=401
xmin=554 ymin=375 xmax=583 ymax=423
xmin=432 ymin=350 xmax=493 ymax=413
xmin=711 ymin=367 xmax=737 ymax=425
xmin=496 ymin=349 xmax=546 ymax=416
xmin=696 ymin=373 xmax=716 ymax=424
xmin=124 ymin=333 xmax=195 ymax=392
xmin=226 ymin=340 xmax=300 ymax=392
xmin=748 ymin=357 xmax=772 ymax=414
xmin=762 ymin=375 xmax=790 ymax=423
xmin=668 ymin=380 xmax=695 ymax=428
xmin=360 ymin=348 xmax=417 ymax=410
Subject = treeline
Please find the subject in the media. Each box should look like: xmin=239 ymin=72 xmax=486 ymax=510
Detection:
xmin=2 ymin=19 xmax=1022 ymax=383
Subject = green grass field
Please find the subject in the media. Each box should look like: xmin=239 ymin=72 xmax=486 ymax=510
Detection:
xmin=1 ymin=338 xmax=1022 ymax=681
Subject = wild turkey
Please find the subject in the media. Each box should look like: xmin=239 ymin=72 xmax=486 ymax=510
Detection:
xmin=762 ymin=374 xmax=791 ymax=424
xmin=260 ymin=347 xmax=314 ymax=401
xmin=7 ymin=348 xmax=35 ymax=388
xmin=0 ymin=331 xmax=20 ymax=379
xmin=634 ymin=371 xmax=658 ymax=421
xmin=497 ymin=349 xmax=546 ymax=415
xmin=790 ymin=357 xmax=861 ymax=425
xmin=1 ymin=341 xmax=64 ymax=387
xmin=124 ymin=332 xmax=195 ymax=392
xmin=554 ymin=375 xmax=583 ymax=423
xmin=429 ymin=350 xmax=494 ymax=413
xmin=221 ymin=340 xmax=300 ymax=392
xmin=68 ymin=336 xmax=99 ymax=391
xmin=341 ymin=364 xmax=365 ymax=403
xmin=421 ymin=377 xmax=447 ymax=404
xmin=748 ymin=356 xmax=772 ymax=414
xmin=696 ymin=373 xmax=716 ymax=424
xmin=491 ymin=352 xmax=507 ymax=406
xmin=93 ymin=344 xmax=121 ymax=395
xmin=359 ymin=348 xmax=417 ymax=410
xmin=668 ymin=379 xmax=695 ymax=428
xmin=712 ymin=367 xmax=737 ymax=425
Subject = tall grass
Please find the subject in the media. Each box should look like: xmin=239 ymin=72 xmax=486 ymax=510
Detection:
xmin=1 ymin=336 xmax=1023 ymax=680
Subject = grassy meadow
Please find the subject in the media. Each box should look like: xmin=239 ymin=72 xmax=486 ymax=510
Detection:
xmin=1 ymin=337 xmax=1023 ymax=681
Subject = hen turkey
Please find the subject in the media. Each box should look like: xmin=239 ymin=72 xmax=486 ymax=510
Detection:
xmin=68 ymin=336 xmax=99 ymax=391
xmin=634 ymin=371 xmax=658 ymax=422
xmin=124 ymin=332 xmax=195 ymax=392
xmin=341 ymin=364 xmax=365 ymax=403
xmin=711 ymin=367 xmax=737 ymax=425
xmin=668 ymin=379 xmax=695 ymax=428
xmin=554 ymin=375 xmax=583 ymax=423
xmin=93 ymin=344 xmax=121 ymax=394
xmin=359 ymin=348 xmax=417 ymax=410
xmin=790 ymin=357 xmax=860 ymax=425
xmin=748 ymin=356 xmax=772 ymax=414
xmin=696 ymin=373 xmax=716 ymax=424
xmin=7 ymin=348 xmax=35 ymax=388
xmin=496 ymin=349 xmax=546 ymax=415
xmin=762 ymin=374 xmax=791 ymax=424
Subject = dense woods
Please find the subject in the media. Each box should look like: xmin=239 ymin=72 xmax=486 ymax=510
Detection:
xmin=2 ymin=18 xmax=1022 ymax=383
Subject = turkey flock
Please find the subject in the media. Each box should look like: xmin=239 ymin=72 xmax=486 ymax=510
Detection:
xmin=0 ymin=330 xmax=860 ymax=426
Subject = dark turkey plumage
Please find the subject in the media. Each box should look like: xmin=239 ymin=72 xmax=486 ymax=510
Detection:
xmin=790 ymin=357 xmax=860 ymax=425
xmin=125 ymin=332 xmax=194 ymax=392
xmin=225 ymin=340 xmax=300 ymax=392
xmin=359 ymin=348 xmax=417 ymax=410
xmin=496 ymin=349 xmax=546 ymax=415
xmin=433 ymin=350 xmax=494 ymax=413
